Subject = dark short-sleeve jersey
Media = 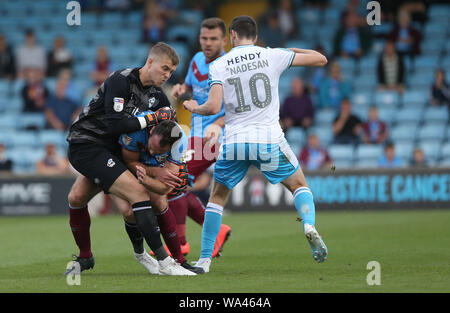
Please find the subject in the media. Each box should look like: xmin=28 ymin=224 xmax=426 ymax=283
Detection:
xmin=67 ymin=67 xmax=171 ymax=152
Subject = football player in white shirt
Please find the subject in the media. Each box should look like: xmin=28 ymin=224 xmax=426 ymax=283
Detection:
xmin=183 ymin=15 xmax=328 ymax=273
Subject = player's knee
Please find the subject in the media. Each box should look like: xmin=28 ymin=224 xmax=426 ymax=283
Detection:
xmin=68 ymin=189 xmax=88 ymax=208
xmin=126 ymin=183 xmax=149 ymax=204
xmin=151 ymin=196 xmax=168 ymax=212
xmin=122 ymin=207 xmax=134 ymax=220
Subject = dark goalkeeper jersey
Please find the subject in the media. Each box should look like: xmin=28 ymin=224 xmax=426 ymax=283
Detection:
xmin=67 ymin=67 xmax=171 ymax=151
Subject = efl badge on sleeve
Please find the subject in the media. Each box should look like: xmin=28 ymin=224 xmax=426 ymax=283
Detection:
xmin=113 ymin=97 xmax=124 ymax=112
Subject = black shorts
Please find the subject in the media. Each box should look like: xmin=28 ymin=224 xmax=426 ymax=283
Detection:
xmin=68 ymin=142 xmax=128 ymax=193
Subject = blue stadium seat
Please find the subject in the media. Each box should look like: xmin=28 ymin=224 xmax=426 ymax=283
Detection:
xmin=440 ymin=142 xmax=450 ymax=159
xmin=18 ymin=114 xmax=47 ymax=130
xmin=166 ymin=25 xmax=197 ymax=45
xmin=428 ymin=5 xmax=450 ymax=23
xmin=407 ymin=71 xmax=435 ymax=90
xmin=297 ymin=8 xmax=321 ymax=26
xmin=317 ymin=28 xmax=335 ymax=42
xmin=352 ymin=107 xmax=368 ymax=120
xmin=323 ymin=8 xmax=341 ymax=24
xmin=418 ymin=141 xmax=442 ymax=163
xmin=439 ymin=157 xmax=450 ymax=168
xmin=391 ymin=125 xmax=418 ymax=142
xmin=418 ymin=124 xmax=447 ymax=141
xmin=355 ymin=158 xmax=379 ymax=169
xmin=413 ymin=56 xmax=440 ymax=72
xmin=336 ymin=58 xmax=356 ymax=76
xmin=285 ymin=40 xmax=313 ymax=50
xmin=423 ymin=107 xmax=449 ymax=123
xmin=377 ymin=107 xmax=396 ymax=125
xmin=371 ymin=23 xmax=393 ymax=37
xmin=402 ymin=90 xmax=428 ymax=108
xmin=394 ymin=108 xmax=423 ymax=124
xmin=440 ymin=56 xmax=450 ymax=69
xmin=332 ymin=159 xmax=353 ymax=169
xmin=351 ymin=92 xmax=373 ymax=108
xmin=328 ymin=144 xmax=354 ymax=162
xmin=300 ymin=25 xmax=318 ymax=41
xmin=11 ymin=132 xmax=40 ymax=148
xmin=358 ymin=56 xmax=378 ymax=74
xmin=374 ymin=91 xmax=400 ymax=108
xmin=39 ymin=130 xmax=68 ymax=148
xmin=394 ymin=141 xmax=414 ymax=162
xmin=315 ymin=109 xmax=336 ymax=125
xmin=0 ymin=114 xmax=19 ymax=131
xmin=355 ymin=144 xmax=383 ymax=161
xmin=352 ymin=74 xmax=377 ymax=91
xmin=308 ymin=126 xmax=333 ymax=146
xmin=286 ymin=127 xmax=305 ymax=146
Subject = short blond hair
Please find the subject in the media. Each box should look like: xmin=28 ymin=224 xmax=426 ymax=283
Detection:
xmin=149 ymin=42 xmax=179 ymax=66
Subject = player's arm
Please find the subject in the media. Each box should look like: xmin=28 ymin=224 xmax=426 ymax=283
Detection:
xmin=136 ymin=161 xmax=180 ymax=195
xmin=183 ymin=84 xmax=223 ymax=116
xmin=104 ymin=74 xmax=174 ymax=135
xmin=121 ymin=146 xmax=181 ymax=189
xmin=288 ymin=48 xmax=328 ymax=67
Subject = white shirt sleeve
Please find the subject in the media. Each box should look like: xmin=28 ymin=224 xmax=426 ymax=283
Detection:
xmin=207 ymin=62 xmax=224 ymax=87
xmin=268 ymin=47 xmax=295 ymax=77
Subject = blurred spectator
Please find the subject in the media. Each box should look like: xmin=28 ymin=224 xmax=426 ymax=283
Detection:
xmin=340 ymin=0 xmax=367 ymax=26
xmin=44 ymin=74 xmax=82 ymax=131
xmin=319 ymin=61 xmax=352 ymax=109
xmin=36 ymin=143 xmax=70 ymax=175
xmin=57 ymin=68 xmax=83 ymax=104
xmin=302 ymin=0 xmax=329 ymax=10
xmin=16 ymin=29 xmax=47 ymax=77
xmin=0 ymin=35 xmax=16 ymax=80
xmin=0 ymin=143 xmax=13 ymax=173
xmin=142 ymin=1 xmax=167 ymax=43
xmin=277 ymin=0 xmax=298 ymax=40
xmin=21 ymin=68 xmax=49 ymax=113
xmin=47 ymin=36 xmax=73 ymax=77
xmin=378 ymin=141 xmax=403 ymax=168
xmin=299 ymin=134 xmax=332 ymax=171
xmin=388 ymin=10 xmax=422 ymax=58
xmin=377 ymin=40 xmax=405 ymax=93
xmin=430 ymin=68 xmax=450 ymax=108
xmin=280 ymin=78 xmax=314 ymax=131
xmin=259 ymin=11 xmax=286 ymax=48
xmin=333 ymin=11 xmax=371 ymax=59
xmin=90 ymin=46 xmax=115 ymax=87
xmin=332 ymin=98 xmax=362 ymax=145
xmin=361 ymin=107 xmax=389 ymax=144
xmin=410 ymin=147 xmax=427 ymax=168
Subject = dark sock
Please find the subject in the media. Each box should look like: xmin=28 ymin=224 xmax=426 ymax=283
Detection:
xmin=186 ymin=192 xmax=205 ymax=225
xmin=169 ymin=194 xmax=188 ymax=245
xmin=132 ymin=201 xmax=168 ymax=261
xmin=156 ymin=207 xmax=186 ymax=264
xmin=124 ymin=220 xmax=144 ymax=254
xmin=69 ymin=205 xmax=92 ymax=258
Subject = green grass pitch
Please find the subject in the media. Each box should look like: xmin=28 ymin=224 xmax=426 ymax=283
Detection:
xmin=0 ymin=210 xmax=449 ymax=293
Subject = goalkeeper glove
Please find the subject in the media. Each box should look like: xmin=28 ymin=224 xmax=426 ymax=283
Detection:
xmin=144 ymin=107 xmax=175 ymax=127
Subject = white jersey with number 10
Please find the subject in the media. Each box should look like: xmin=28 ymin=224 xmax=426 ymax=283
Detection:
xmin=208 ymin=45 xmax=295 ymax=145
